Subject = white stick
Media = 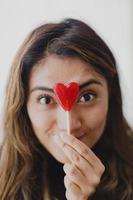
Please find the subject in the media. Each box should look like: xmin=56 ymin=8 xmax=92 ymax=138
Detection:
xmin=66 ymin=111 xmax=70 ymax=135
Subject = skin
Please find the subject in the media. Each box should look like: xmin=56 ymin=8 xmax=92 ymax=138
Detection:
xmin=27 ymin=55 xmax=108 ymax=200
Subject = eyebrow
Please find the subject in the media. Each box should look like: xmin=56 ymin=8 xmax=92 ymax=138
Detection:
xmin=29 ymin=79 xmax=103 ymax=94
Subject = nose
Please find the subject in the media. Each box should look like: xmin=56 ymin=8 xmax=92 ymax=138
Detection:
xmin=56 ymin=106 xmax=82 ymax=135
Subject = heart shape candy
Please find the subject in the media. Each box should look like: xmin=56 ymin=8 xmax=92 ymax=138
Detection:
xmin=54 ymin=82 xmax=79 ymax=111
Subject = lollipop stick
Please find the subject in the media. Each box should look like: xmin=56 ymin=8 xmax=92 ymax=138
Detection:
xmin=66 ymin=111 xmax=70 ymax=135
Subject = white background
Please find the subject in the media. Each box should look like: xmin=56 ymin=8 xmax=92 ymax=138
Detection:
xmin=0 ymin=0 xmax=133 ymax=143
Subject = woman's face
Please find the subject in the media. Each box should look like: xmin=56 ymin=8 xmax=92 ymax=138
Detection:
xmin=27 ymin=55 xmax=108 ymax=164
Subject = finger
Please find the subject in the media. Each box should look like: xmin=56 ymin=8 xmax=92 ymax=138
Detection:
xmin=63 ymin=164 xmax=97 ymax=196
xmin=64 ymin=175 xmax=82 ymax=200
xmin=63 ymin=144 xmax=93 ymax=176
xmin=63 ymin=163 xmax=87 ymax=188
xmin=64 ymin=175 xmax=96 ymax=200
xmin=59 ymin=133 xmax=105 ymax=175
xmin=54 ymin=133 xmax=105 ymax=177
xmin=63 ymin=145 xmax=101 ymax=185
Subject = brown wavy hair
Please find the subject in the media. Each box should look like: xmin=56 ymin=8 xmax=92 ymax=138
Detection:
xmin=0 ymin=18 xmax=133 ymax=200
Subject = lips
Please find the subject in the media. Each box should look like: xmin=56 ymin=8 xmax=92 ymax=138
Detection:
xmin=76 ymin=133 xmax=86 ymax=139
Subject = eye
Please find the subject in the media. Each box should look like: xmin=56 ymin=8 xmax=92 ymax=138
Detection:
xmin=37 ymin=95 xmax=54 ymax=105
xmin=79 ymin=92 xmax=96 ymax=103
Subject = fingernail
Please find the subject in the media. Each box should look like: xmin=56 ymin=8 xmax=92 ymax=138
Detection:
xmin=63 ymin=163 xmax=70 ymax=172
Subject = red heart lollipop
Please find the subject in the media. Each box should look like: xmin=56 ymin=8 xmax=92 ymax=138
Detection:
xmin=54 ymin=82 xmax=79 ymax=111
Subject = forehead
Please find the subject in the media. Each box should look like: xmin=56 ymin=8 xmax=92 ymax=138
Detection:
xmin=29 ymin=55 xmax=106 ymax=88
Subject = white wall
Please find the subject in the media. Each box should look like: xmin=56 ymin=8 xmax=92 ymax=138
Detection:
xmin=0 ymin=0 xmax=133 ymax=143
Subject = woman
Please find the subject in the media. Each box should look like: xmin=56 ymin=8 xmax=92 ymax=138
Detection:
xmin=0 ymin=18 xmax=133 ymax=200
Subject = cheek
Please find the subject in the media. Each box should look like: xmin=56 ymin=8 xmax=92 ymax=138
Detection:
xmin=81 ymin=102 xmax=108 ymax=146
xmin=91 ymin=114 xmax=107 ymax=135
xmin=27 ymin=105 xmax=56 ymax=135
xmin=27 ymin=104 xmax=70 ymax=164
xmin=88 ymin=114 xmax=106 ymax=138
xmin=90 ymin=116 xmax=106 ymax=147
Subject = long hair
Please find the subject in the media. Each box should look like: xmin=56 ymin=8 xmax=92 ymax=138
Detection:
xmin=0 ymin=18 xmax=133 ymax=200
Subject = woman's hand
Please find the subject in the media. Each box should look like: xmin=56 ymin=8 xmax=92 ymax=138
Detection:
xmin=54 ymin=133 xmax=105 ymax=200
